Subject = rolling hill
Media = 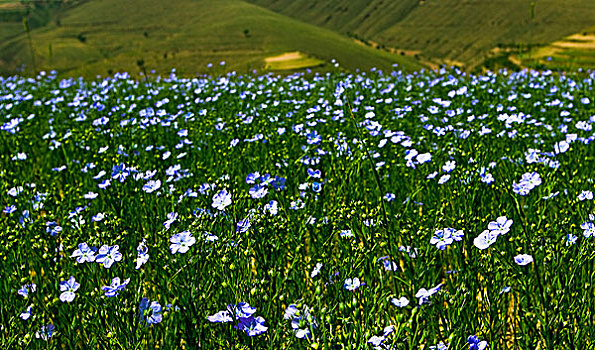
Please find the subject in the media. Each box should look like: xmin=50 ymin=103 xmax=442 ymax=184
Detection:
xmin=247 ymin=0 xmax=595 ymax=69
xmin=0 ymin=0 xmax=423 ymax=77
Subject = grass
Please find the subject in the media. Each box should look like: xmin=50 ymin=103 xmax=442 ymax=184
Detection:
xmin=0 ymin=0 xmax=423 ymax=77
xmin=247 ymin=0 xmax=595 ymax=69
xmin=1 ymin=67 xmax=595 ymax=349
xmin=521 ymin=25 xmax=595 ymax=70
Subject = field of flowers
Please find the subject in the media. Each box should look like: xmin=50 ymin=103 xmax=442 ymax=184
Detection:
xmin=1 ymin=67 xmax=595 ymax=349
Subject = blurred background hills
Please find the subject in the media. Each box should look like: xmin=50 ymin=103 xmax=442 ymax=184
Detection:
xmin=1 ymin=0 xmax=595 ymax=77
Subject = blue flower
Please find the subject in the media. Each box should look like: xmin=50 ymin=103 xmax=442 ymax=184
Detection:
xmin=236 ymin=217 xmax=251 ymax=233
xmin=429 ymin=342 xmax=449 ymax=350
xmin=340 ymin=229 xmax=353 ymax=238
xmin=101 ymin=277 xmax=130 ymax=297
xmin=92 ymin=212 xmax=105 ymax=222
xmin=468 ymin=335 xmax=487 ymax=350
xmin=98 ymin=179 xmax=111 ymax=189
xmin=438 ymin=174 xmax=450 ymax=185
xmin=415 ymin=283 xmax=442 ymax=305
xmin=578 ymin=190 xmax=593 ymax=201
xmin=169 ymin=231 xmax=196 ymax=254
xmin=228 ymin=302 xmax=257 ymax=318
xmin=430 ymin=229 xmax=454 ymax=250
xmin=249 ymin=184 xmax=268 ymax=199
xmin=271 ymin=176 xmax=286 ymax=190
xmin=344 ymin=277 xmax=361 ymax=291
xmin=208 ymin=302 xmax=267 ymax=336
xmin=135 ymin=240 xmax=149 ymax=269
xmin=20 ymin=305 xmax=32 ymax=320
xmin=143 ymin=180 xmax=161 ymax=193
xmin=111 ymin=163 xmax=129 ymax=182
xmin=513 ymin=172 xmax=542 ymax=195
xmin=139 ymin=298 xmax=162 ymax=325
xmin=284 ymin=304 xmax=317 ymax=339
xmin=264 ymin=200 xmax=278 ymax=215
xmin=442 ymin=160 xmax=456 ymax=173
xmin=312 ymin=182 xmax=323 ymax=193
xmin=207 ymin=310 xmax=233 ymax=323
xmin=417 ymin=152 xmax=432 ymax=163
xmin=35 ymin=324 xmax=56 ymax=341
xmin=368 ymin=335 xmax=386 ymax=348
xmin=488 ymin=216 xmax=513 ymax=236
xmin=307 ymin=168 xmax=321 ymax=178
xmin=235 ymin=316 xmax=268 ymax=336
xmin=474 ymin=230 xmax=498 ymax=250
xmin=163 ymin=212 xmax=178 ymax=230
xmin=71 ymin=243 xmax=97 ymax=263
xmin=59 ymin=276 xmax=80 ymax=303
xmin=311 ymin=263 xmax=323 ymax=278
xmin=45 ymin=221 xmax=62 ymax=236
xmin=391 ymin=296 xmax=410 ymax=307
xmin=581 ymin=221 xmax=595 ymax=238
xmin=212 ymin=189 xmax=232 ymax=210
xmin=480 ymin=172 xmax=494 ymax=184
xmin=95 ymin=245 xmax=122 ymax=268
xmin=246 ymin=172 xmax=260 ymax=184
xmin=17 ymin=283 xmax=36 ymax=297
xmin=514 ymin=254 xmax=534 ymax=266
xmin=512 ymin=181 xmax=531 ymax=196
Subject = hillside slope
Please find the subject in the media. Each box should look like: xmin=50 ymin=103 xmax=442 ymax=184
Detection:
xmin=0 ymin=0 xmax=423 ymax=77
xmin=248 ymin=0 xmax=595 ymax=68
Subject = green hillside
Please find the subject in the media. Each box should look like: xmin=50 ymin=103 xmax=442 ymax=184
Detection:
xmin=0 ymin=0 xmax=423 ymax=77
xmin=247 ymin=0 xmax=595 ymax=69
xmin=520 ymin=25 xmax=595 ymax=70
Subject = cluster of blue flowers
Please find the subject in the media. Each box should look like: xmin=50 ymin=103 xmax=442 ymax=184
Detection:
xmin=3 ymin=66 xmax=595 ymax=348
xmin=207 ymin=302 xmax=268 ymax=336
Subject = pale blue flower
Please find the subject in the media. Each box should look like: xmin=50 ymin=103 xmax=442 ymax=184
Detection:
xmin=344 ymin=277 xmax=361 ymax=291
xmin=20 ymin=305 xmax=32 ymax=320
xmin=17 ymin=284 xmax=36 ymax=298
xmin=139 ymin=298 xmax=162 ymax=325
xmin=514 ymin=254 xmax=534 ymax=266
xmin=35 ymin=324 xmax=55 ymax=341
xmin=474 ymin=230 xmax=498 ymax=250
xmin=163 ymin=212 xmax=178 ymax=230
xmin=101 ymin=277 xmax=130 ymax=297
xmin=581 ymin=221 xmax=595 ymax=238
xmin=340 ymin=229 xmax=353 ymax=238
xmin=170 ymin=231 xmax=196 ymax=254
xmin=391 ymin=296 xmax=410 ymax=307
xmin=212 ymin=189 xmax=232 ymax=210
xmin=71 ymin=243 xmax=97 ymax=263
xmin=578 ymin=190 xmax=593 ymax=201
xmin=236 ymin=316 xmax=268 ymax=336
xmin=143 ymin=180 xmax=161 ymax=193
xmin=415 ymin=283 xmax=442 ymax=305
xmin=59 ymin=276 xmax=80 ymax=303
xmin=488 ymin=216 xmax=513 ymax=235
xmin=468 ymin=335 xmax=487 ymax=350
xmin=311 ymin=262 xmax=323 ymax=278
xmin=207 ymin=310 xmax=233 ymax=323
xmin=95 ymin=245 xmax=122 ymax=268
xmin=438 ymin=174 xmax=450 ymax=184
xmin=135 ymin=240 xmax=149 ymax=269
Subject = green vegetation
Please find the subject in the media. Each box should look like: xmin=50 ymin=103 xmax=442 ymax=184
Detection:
xmin=522 ymin=26 xmax=595 ymax=70
xmin=2 ymin=67 xmax=595 ymax=349
xmin=0 ymin=0 xmax=422 ymax=77
xmin=248 ymin=0 xmax=595 ymax=69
